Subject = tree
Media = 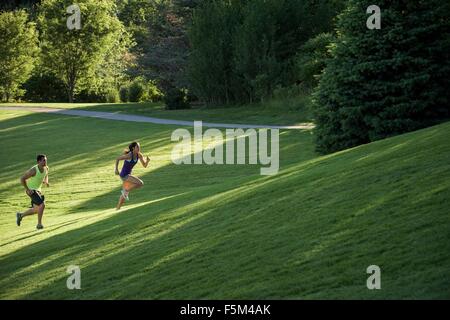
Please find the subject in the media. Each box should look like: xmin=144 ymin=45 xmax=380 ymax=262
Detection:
xmin=0 ymin=10 xmax=39 ymax=102
xmin=115 ymin=0 xmax=201 ymax=92
xmin=188 ymin=0 xmax=242 ymax=104
xmin=38 ymin=0 xmax=131 ymax=102
xmin=0 ymin=0 xmax=41 ymax=12
xmin=233 ymin=0 xmax=345 ymax=103
xmin=232 ymin=0 xmax=281 ymax=103
xmin=313 ymin=0 xmax=450 ymax=154
xmin=188 ymin=0 xmax=344 ymax=105
xmin=294 ymin=33 xmax=335 ymax=90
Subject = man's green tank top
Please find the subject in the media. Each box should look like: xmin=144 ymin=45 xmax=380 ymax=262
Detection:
xmin=27 ymin=165 xmax=47 ymax=192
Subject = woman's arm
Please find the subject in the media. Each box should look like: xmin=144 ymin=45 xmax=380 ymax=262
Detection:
xmin=139 ymin=152 xmax=150 ymax=168
xmin=116 ymin=154 xmax=131 ymax=174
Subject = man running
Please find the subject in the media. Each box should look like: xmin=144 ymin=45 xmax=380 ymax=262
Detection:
xmin=16 ymin=154 xmax=49 ymax=230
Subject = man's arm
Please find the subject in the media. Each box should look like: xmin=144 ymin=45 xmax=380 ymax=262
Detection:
xmin=44 ymin=166 xmax=50 ymax=187
xmin=20 ymin=168 xmax=36 ymax=195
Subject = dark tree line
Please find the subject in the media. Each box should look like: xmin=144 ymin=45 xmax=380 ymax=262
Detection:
xmin=188 ymin=0 xmax=344 ymax=105
xmin=2 ymin=0 xmax=449 ymax=154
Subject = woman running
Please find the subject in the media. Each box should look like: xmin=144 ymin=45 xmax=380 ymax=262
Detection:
xmin=115 ymin=141 xmax=150 ymax=210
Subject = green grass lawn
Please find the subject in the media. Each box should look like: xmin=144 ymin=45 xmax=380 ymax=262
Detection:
xmin=0 ymin=109 xmax=449 ymax=299
xmin=0 ymin=99 xmax=313 ymax=126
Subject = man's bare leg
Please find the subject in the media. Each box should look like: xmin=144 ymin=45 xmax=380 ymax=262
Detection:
xmin=20 ymin=205 xmax=38 ymax=218
xmin=17 ymin=205 xmax=38 ymax=226
xmin=37 ymin=203 xmax=45 ymax=227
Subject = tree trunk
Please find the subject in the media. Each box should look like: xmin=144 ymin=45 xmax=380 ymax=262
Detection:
xmin=67 ymin=80 xmax=75 ymax=103
xmin=68 ymin=91 xmax=74 ymax=103
xmin=67 ymin=66 xmax=76 ymax=103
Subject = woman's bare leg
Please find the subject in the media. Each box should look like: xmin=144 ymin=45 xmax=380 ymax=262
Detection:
xmin=125 ymin=176 xmax=144 ymax=192
xmin=117 ymin=180 xmax=131 ymax=210
xmin=122 ymin=180 xmax=132 ymax=192
xmin=116 ymin=195 xmax=126 ymax=210
xmin=117 ymin=176 xmax=144 ymax=210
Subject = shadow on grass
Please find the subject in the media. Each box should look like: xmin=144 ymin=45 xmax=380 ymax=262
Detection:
xmin=1 ymin=113 xmax=448 ymax=299
xmin=0 ymin=111 xmax=177 ymax=195
xmin=3 ymin=134 xmax=448 ymax=299
xmin=0 ymin=115 xmax=323 ymax=298
xmin=0 ymin=161 xmax=359 ymax=299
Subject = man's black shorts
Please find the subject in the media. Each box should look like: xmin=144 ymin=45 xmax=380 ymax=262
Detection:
xmin=29 ymin=190 xmax=45 ymax=206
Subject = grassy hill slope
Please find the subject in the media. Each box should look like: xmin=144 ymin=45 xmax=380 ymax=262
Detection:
xmin=0 ymin=109 xmax=448 ymax=299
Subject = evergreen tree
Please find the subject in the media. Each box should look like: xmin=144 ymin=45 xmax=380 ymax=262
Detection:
xmin=314 ymin=0 xmax=450 ymax=154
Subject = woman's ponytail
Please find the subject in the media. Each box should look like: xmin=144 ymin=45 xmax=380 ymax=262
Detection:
xmin=124 ymin=142 xmax=138 ymax=154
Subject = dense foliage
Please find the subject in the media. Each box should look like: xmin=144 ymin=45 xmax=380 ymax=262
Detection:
xmin=0 ymin=10 xmax=39 ymax=101
xmin=313 ymin=0 xmax=450 ymax=153
xmin=2 ymin=0 xmax=449 ymax=154
xmin=188 ymin=0 xmax=344 ymax=104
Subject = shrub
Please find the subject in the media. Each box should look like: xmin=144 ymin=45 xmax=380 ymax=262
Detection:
xmin=75 ymin=89 xmax=105 ymax=103
xmin=147 ymin=80 xmax=164 ymax=102
xmin=104 ymin=88 xmax=120 ymax=103
xmin=22 ymin=73 xmax=67 ymax=102
xmin=164 ymin=87 xmax=191 ymax=110
xmin=119 ymin=85 xmax=129 ymax=102
xmin=128 ymin=79 xmax=147 ymax=102
xmin=127 ymin=77 xmax=163 ymax=102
